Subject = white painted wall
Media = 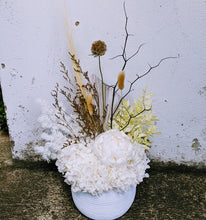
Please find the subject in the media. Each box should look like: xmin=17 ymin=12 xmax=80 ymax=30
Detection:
xmin=0 ymin=0 xmax=206 ymax=166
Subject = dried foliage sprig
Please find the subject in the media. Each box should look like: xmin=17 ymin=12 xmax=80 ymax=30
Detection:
xmin=52 ymin=83 xmax=78 ymax=138
xmin=113 ymin=89 xmax=159 ymax=149
xmin=52 ymin=61 xmax=103 ymax=141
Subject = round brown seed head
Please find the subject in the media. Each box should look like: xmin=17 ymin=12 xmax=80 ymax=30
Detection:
xmin=91 ymin=40 xmax=107 ymax=57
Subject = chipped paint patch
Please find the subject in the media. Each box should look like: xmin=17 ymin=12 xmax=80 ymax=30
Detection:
xmin=201 ymin=129 xmax=206 ymax=141
xmin=198 ymin=86 xmax=206 ymax=96
xmin=18 ymin=105 xmax=29 ymax=112
xmin=10 ymin=68 xmax=18 ymax=77
xmin=1 ymin=63 xmax=5 ymax=69
xmin=191 ymin=138 xmax=202 ymax=153
xmin=18 ymin=105 xmax=25 ymax=110
xmin=20 ymin=142 xmax=42 ymax=161
xmin=31 ymin=77 xmax=35 ymax=85
xmin=75 ymin=21 xmax=80 ymax=26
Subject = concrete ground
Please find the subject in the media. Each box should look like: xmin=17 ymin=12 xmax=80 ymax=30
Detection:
xmin=0 ymin=132 xmax=205 ymax=220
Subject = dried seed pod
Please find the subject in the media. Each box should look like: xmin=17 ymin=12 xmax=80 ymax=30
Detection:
xmin=91 ymin=40 xmax=107 ymax=57
xmin=117 ymin=71 xmax=125 ymax=90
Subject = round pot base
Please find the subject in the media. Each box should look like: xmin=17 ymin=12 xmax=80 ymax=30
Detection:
xmin=72 ymin=186 xmax=136 ymax=220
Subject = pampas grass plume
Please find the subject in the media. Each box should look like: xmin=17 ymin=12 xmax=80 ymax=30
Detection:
xmin=86 ymin=94 xmax=93 ymax=115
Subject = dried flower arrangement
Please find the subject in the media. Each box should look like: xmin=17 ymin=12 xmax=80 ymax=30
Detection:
xmin=35 ymin=3 xmax=175 ymax=195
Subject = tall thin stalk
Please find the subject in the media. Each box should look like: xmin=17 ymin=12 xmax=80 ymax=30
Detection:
xmin=98 ymin=56 xmax=105 ymax=126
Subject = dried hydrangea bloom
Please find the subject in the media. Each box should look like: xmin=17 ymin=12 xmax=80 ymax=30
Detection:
xmin=91 ymin=40 xmax=107 ymax=57
xmin=56 ymin=129 xmax=150 ymax=195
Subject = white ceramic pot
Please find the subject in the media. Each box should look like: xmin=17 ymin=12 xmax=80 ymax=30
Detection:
xmin=71 ymin=185 xmax=136 ymax=220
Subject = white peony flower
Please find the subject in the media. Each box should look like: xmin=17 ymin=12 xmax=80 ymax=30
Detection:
xmin=92 ymin=129 xmax=135 ymax=166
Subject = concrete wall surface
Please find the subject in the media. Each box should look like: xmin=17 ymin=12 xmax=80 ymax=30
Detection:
xmin=0 ymin=0 xmax=206 ymax=166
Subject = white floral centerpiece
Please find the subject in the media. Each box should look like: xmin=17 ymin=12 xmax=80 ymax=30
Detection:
xmin=35 ymin=4 xmax=175 ymax=219
xmin=56 ymin=129 xmax=149 ymax=195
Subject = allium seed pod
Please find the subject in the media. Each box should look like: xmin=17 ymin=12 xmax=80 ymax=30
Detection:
xmin=117 ymin=71 xmax=125 ymax=90
xmin=91 ymin=40 xmax=107 ymax=57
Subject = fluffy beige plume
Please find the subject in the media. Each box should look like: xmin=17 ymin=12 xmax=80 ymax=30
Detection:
xmin=63 ymin=9 xmax=84 ymax=95
xmin=63 ymin=8 xmax=94 ymax=110
xmin=86 ymin=94 xmax=93 ymax=116
xmin=118 ymin=71 xmax=125 ymax=90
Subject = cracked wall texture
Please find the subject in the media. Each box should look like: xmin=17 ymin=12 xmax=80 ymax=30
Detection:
xmin=0 ymin=0 xmax=206 ymax=167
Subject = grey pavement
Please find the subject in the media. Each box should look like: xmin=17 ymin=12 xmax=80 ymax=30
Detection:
xmin=0 ymin=132 xmax=205 ymax=220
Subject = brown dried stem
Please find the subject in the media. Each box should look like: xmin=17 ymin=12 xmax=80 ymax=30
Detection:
xmin=110 ymin=2 xmax=145 ymax=71
xmin=52 ymin=56 xmax=103 ymax=142
xmin=109 ymin=4 xmax=178 ymax=129
xmin=120 ymin=107 xmax=152 ymax=131
xmin=110 ymin=56 xmax=177 ymax=128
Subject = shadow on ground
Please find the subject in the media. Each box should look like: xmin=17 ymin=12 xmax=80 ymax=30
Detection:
xmin=0 ymin=132 xmax=205 ymax=220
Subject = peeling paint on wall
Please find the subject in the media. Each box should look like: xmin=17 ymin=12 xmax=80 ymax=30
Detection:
xmin=191 ymin=138 xmax=202 ymax=153
xmin=198 ymin=86 xmax=206 ymax=97
xmin=1 ymin=63 xmax=5 ymax=69
xmin=0 ymin=0 xmax=206 ymax=166
xmin=31 ymin=77 xmax=35 ymax=85
xmin=10 ymin=68 xmax=18 ymax=77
